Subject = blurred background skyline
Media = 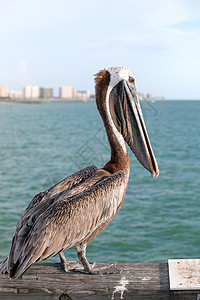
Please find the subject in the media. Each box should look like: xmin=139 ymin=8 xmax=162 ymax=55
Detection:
xmin=0 ymin=0 xmax=200 ymax=99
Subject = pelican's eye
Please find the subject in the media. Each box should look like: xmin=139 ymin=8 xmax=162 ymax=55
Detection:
xmin=129 ymin=76 xmax=135 ymax=84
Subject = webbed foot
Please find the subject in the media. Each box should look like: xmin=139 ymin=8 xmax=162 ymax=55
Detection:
xmin=72 ymin=262 xmax=120 ymax=274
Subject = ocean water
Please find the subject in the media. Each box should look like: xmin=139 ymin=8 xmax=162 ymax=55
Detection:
xmin=0 ymin=100 xmax=199 ymax=264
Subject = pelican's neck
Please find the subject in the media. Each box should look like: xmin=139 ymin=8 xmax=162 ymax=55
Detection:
xmin=102 ymin=85 xmax=130 ymax=174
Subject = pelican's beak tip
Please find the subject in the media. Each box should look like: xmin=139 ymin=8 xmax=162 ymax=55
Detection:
xmin=151 ymin=169 xmax=160 ymax=178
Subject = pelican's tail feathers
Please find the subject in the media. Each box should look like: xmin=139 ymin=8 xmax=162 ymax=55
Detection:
xmin=0 ymin=256 xmax=8 ymax=274
xmin=9 ymin=254 xmax=33 ymax=279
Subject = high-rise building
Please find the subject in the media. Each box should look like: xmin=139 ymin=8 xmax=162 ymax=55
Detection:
xmin=9 ymin=91 xmax=22 ymax=99
xmin=0 ymin=86 xmax=8 ymax=98
xmin=24 ymin=86 xmax=39 ymax=99
xmin=76 ymin=90 xmax=90 ymax=100
xmin=60 ymin=86 xmax=76 ymax=99
xmin=39 ymin=87 xmax=53 ymax=98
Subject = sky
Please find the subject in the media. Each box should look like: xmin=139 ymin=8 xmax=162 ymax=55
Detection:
xmin=0 ymin=0 xmax=200 ymax=99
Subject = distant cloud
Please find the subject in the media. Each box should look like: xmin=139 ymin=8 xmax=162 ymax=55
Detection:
xmin=18 ymin=61 xmax=34 ymax=86
xmin=0 ymin=61 xmax=35 ymax=91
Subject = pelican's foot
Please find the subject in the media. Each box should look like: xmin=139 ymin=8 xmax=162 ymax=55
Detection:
xmin=93 ymin=262 xmax=121 ymax=274
xmin=72 ymin=262 xmax=121 ymax=274
xmin=61 ymin=260 xmax=82 ymax=273
xmin=60 ymin=261 xmax=70 ymax=272
xmin=71 ymin=262 xmax=96 ymax=274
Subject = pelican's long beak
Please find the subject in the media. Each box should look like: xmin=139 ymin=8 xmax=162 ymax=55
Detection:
xmin=109 ymin=80 xmax=159 ymax=177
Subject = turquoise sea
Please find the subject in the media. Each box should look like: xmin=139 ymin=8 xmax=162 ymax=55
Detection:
xmin=0 ymin=100 xmax=199 ymax=264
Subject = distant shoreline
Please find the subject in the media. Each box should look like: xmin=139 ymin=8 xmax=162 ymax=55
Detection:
xmin=0 ymin=97 xmax=95 ymax=104
xmin=0 ymin=98 xmax=199 ymax=104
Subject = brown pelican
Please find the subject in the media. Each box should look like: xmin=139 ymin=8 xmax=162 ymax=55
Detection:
xmin=0 ymin=66 xmax=159 ymax=279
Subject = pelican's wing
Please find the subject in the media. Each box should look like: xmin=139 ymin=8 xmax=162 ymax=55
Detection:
xmin=0 ymin=166 xmax=97 ymax=275
xmin=8 ymin=170 xmax=126 ymax=278
xmin=14 ymin=165 xmax=97 ymax=235
xmin=23 ymin=165 xmax=97 ymax=213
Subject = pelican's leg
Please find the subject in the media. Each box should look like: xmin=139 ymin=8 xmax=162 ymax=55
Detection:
xmin=74 ymin=244 xmax=119 ymax=274
xmin=77 ymin=248 xmax=94 ymax=273
xmin=72 ymin=244 xmax=95 ymax=274
xmin=59 ymin=252 xmax=69 ymax=272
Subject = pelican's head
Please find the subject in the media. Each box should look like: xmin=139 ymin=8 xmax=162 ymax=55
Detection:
xmin=95 ymin=66 xmax=159 ymax=177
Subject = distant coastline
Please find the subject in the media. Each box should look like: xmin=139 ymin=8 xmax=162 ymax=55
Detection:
xmin=0 ymin=97 xmax=95 ymax=104
xmin=0 ymin=95 xmax=164 ymax=103
xmin=0 ymin=89 xmax=166 ymax=103
xmin=0 ymin=97 xmax=199 ymax=104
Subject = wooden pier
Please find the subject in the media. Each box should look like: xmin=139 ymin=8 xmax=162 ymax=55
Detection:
xmin=0 ymin=261 xmax=200 ymax=299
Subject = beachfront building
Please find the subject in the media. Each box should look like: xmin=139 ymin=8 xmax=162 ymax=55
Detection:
xmin=60 ymin=86 xmax=76 ymax=99
xmin=76 ymin=90 xmax=90 ymax=100
xmin=0 ymin=86 xmax=8 ymax=98
xmin=138 ymin=92 xmax=152 ymax=100
xmin=24 ymin=86 xmax=39 ymax=99
xmin=39 ymin=87 xmax=53 ymax=99
xmin=138 ymin=92 xmax=165 ymax=101
xmin=9 ymin=91 xmax=22 ymax=100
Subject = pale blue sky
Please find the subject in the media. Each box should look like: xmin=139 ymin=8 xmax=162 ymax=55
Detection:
xmin=0 ymin=0 xmax=200 ymax=99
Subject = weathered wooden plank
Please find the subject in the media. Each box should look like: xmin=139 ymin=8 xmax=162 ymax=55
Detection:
xmin=0 ymin=262 xmax=200 ymax=299
xmin=168 ymin=259 xmax=200 ymax=290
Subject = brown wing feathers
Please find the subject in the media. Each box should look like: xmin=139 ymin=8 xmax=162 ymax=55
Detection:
xmin=8 ymin=170 xmax=126 ymax=278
